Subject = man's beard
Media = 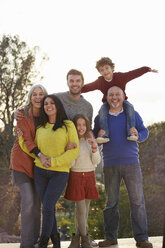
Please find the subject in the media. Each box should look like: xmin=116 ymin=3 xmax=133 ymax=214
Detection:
xmin=70 ymin=89 xmax=82 ymax=96
xmin=111 ymin=102 xmax=120 ymax=108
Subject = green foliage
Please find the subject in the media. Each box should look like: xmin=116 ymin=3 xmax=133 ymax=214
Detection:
xmin=57 ymin=215 xmax=75 ymax=235
xmin=57 ymin=183 xmax=133 ymax=239
xmin=87 ymin=183 xmax=105 ymax=239
xmin=88 ymin=183 xmax=132 ymax=239
xmin=56 ymin=196 xmax=76 ymax=236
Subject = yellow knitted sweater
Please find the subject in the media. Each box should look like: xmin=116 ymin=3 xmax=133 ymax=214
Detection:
xmin=19 ymin=120 xmax=79 ymax=172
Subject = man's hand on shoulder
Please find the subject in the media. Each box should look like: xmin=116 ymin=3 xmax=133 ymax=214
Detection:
xmin=14 ymin=109 xmax=24 ymax=121
xmin=16 ymin=127 xmax=23 ymax=137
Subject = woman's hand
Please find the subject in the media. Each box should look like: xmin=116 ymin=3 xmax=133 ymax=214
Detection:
xmin=40 ymin=154 xmax=51 ymax=168
xmin=65 ymin=142 xmax=77 ymax=151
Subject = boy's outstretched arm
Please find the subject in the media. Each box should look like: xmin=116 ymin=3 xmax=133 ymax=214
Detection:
xmin=81 ymin=79 xmax=100 ymax=93
xmin=149 ymin=68 xmax=158 ymax=73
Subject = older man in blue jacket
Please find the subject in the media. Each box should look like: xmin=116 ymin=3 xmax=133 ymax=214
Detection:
xmin=93 ymin=86 xmax=152 ymax=248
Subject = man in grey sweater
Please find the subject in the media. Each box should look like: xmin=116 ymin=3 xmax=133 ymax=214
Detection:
xmin=55 ymin=69 xmax=93 ymax=125
xmin=15 ymin=69 xmax=93 ymax=124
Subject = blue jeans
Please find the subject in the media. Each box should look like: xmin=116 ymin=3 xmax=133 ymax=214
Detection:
xmin=103 ymin=164 xmax=148 ymax=241
xmin=17 ymin=181 xmax=41 ymax=246
xmin=34 ymin=167 xmax=69 ymax=237
xmin=99 ymin=100 xmax=135 ymax=136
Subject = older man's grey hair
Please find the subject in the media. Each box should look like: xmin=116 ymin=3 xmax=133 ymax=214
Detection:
xmin=107 ymin=86 xmax=124 ymax=96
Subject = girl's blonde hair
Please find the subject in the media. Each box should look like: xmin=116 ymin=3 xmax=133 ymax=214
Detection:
xmin=23 ymin=84 xmax=48 ymax=117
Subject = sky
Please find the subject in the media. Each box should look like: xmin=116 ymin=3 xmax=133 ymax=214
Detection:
xmin=0 ymin=0 xmax=164 ymax=127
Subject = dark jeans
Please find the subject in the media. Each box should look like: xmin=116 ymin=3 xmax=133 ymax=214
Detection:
xmin=103 ymin=164 xmax=148 ymax=241
xmin=34 ymin=166 xmax=69 ymax=237
xmin=17 ymin=181 xmax=41 ymax=246
xmin=99 ymin=100 xmax=135 ymax=136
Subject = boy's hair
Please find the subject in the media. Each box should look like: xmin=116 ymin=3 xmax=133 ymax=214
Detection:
xmin=96 ymin=57 xmax=115 ymax=71
xmin=66 ymin=69 xmax=84 ymax=84
xmin=73 ymin=114 xmax=90 ymax=136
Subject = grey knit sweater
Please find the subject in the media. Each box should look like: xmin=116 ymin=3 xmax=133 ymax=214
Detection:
xmin=55 ymin=91 xmax=93 ymax=124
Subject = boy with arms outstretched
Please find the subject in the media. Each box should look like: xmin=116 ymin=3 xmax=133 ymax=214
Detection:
xmin=81 ymin=57 xmax=158 ymax=143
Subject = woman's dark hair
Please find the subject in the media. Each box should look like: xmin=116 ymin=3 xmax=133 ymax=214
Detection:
xmin=37 ymin=94 xmax=68 ymax=131
xmin=73 ymin=114 xmax=90 ymax=136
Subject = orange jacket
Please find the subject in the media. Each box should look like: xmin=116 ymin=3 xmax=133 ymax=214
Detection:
xmin=10 ymin=113 xmax=37 ymax=178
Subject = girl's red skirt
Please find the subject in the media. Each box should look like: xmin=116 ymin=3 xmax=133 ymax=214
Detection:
xmin=64 ymin=171 xmax=99 ymax=201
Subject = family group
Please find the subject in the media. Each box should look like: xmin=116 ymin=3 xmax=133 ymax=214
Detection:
xmin=10 ymin=57 xmax=159 ymax=248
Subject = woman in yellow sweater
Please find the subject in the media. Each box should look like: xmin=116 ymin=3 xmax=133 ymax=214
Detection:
xmin=34 ymin=94 xmax=79 ymax=248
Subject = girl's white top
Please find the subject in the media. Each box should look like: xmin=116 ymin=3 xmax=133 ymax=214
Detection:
xmin=71 ymin=138 xmax=101 ymax=172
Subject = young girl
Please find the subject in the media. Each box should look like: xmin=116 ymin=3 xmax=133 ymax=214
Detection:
xmin=64 ymin=115 xmax=101 ymax=248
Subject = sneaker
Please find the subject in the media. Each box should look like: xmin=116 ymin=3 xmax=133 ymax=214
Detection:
xmin=98 ymin=239 xmax=117 ymax=247
xmin=96 ymin=135 xmax=110 ymax=144
xmin=127 ymin=134 xmax=138 ymax=141
xmin=136 ymin=240 xmax=153 ymax=248
xmin=88 ymin=235 xmax=98 ymax=247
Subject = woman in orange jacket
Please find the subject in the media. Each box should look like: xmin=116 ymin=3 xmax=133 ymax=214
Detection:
xmin=10 ymin=84 xmax=47 ymax=248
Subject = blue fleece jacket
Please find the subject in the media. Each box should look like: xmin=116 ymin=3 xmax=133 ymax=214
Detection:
xmin=93 ymin=111 xmax=149 ymax=167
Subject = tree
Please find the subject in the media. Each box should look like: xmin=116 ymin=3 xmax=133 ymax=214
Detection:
xmin=0 ymin=34 xmax=48 ymax=234
xmin=0 ymin=34 xmax=45 ymax=168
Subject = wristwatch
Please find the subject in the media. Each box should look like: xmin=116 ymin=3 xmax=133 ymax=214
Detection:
xmin=37 ymin=152 xmax=41 ymax=158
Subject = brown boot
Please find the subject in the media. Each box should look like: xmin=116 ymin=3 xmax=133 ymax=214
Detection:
xmin=81 ymin=235 xmax=93 ymax=248
xmin=68 ymin=233 xmax=80 ymax=248
xmin=136 ymin=240 xmax=153 ymax=248
xmin=98 ymin=239 xmax=117 ymax=247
